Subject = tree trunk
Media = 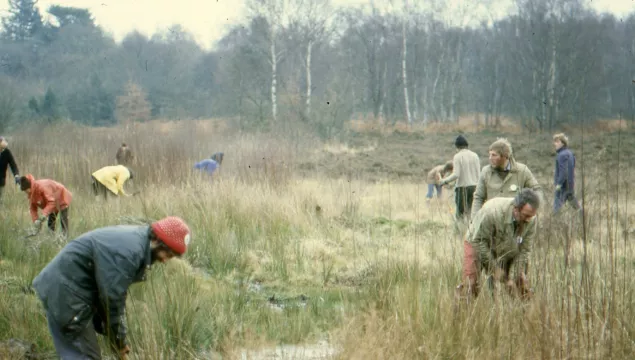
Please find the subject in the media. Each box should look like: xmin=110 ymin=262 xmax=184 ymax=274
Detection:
xmin=413 ymin=81 xmax=418 ymax=122
xmin=431 ymin=54 xmax=444 ymax=122
xmin=422 ymin=83 xmax=428 ymax=125
xmin=494 ymin=83 xmax=503 ymax=126
xmin=547 ymin=30 xmax=557 ymax=131
xmin=238 ymin=74 xmax=244 ymax=129
xmin=532 ymin=69 xmax=543 ymax=131
xmin=632 ymin=39 xmax=635 ymax=121
xmin=270 ymin=31 xmax=278 ymax=123
xmin=379 ymin=60 xmax=387 ymax=122
xmin=412 ymin=27 xmax=419 ymax=122
xmin=402 ymin=16 xmax=412 ymax=125
xmin=493 ymin=60 xmax=501 ymax=127
xmin=450 ymin=37 xmax=463 ymax=123
xmin=305 ymin=40 xmax=313 ymax=118
xmin=420 ymin=33 xmax=430 ymax=125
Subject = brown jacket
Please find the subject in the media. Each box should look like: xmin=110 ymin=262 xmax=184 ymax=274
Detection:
xmin=426 ymin=165 xmax=449 ymax=185
xmin=116 ymin=146 xmax=134 ymax=166
xmin=471 ymin=160 xmax=542 ymax=218
xmin=467 ymin=197 xmax=536 ymax=278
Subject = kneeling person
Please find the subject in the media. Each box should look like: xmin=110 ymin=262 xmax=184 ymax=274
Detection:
xmin=460 ymin=188 xmax=540 ymax=300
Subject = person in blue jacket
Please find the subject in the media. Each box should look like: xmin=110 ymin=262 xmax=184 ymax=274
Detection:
xmin=32 ymin=216 xmax=192 ymax=359
xmin=194 ymin=152 xmax=224 ymax=177
xmin=553 ymin=133 xmax=581 ymax=213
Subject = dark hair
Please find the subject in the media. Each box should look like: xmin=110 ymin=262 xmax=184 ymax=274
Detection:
xmin=455 ymin=135 xmax=468 ymax=149
xmin=211 ymin=152 xmax=224 ymax=165
xmin=148 ymin=227 xmax=181 ymax=257
xmin=19 ymin=176 xmax=31 ymax=191
xmin=514 ymin=188 xmax=541 ymax=210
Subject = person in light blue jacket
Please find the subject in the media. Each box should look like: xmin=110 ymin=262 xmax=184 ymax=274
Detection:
xmin=194 ymin=152 xmax=224 ymax=177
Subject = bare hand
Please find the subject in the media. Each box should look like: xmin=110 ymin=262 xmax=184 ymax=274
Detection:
xmin=505 ymin=279 xmax=516 ymax=290
xmin=492 ymin=267 xmax=507 ymax=282
xmin=119 ymin=345 xmax=131 ymax=359
xmin=517 ymin=274 xmax=533 ymax=300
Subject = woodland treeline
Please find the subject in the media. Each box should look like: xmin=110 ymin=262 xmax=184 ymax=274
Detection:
xmin=1 ymin=0 xmax=634 ymax=136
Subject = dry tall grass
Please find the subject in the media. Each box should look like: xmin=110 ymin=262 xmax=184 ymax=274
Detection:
xmin=0 ymin=121 xmax=633 ymax=359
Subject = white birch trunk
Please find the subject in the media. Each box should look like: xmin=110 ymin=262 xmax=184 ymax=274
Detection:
xmin=547 ymin=27 xmax=557 ymax=130
xmin=271 ymin=30 xmax=278 ymax=123
xmin=402 ymin=17 xmax=412 ymax=125
xmin=422 ymin=84 xmax=428 ymax=125
xmin=305 ymin=40 xmax=313 ymax=117
xmin=431 ymin=56 xmax=443 ymax=122
xmin=379 ymin=61 xmax=387 ymax=121
xmin=450 ymin=38 xmax=462 ymax=123
xmin=413 ymin=81 xmax=418 ymax=122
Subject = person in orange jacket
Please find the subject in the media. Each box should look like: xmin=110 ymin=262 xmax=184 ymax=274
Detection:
xmin=19 ymin=174 xmax=72 ymax=236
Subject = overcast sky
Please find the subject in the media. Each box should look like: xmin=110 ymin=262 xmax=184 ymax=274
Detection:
xmin=0 ymin=0 xmax=633 ymax=49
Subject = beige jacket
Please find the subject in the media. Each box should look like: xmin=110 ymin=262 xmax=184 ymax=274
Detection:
xmin=467 ymin=197 xmax=536 ymax=277
xmin=441 ymin=149 xmax=481 ymax=187
xmin=471 ymin=160 xmax=542 ymax=218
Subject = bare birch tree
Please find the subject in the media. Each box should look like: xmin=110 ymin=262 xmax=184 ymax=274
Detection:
xmin=289 ymin=0 xmax=333 ymax=120
xmin=246 ymin=0 xmax=289 ymax=124
xmin=401 ymin=0 xmax=412 ymax=125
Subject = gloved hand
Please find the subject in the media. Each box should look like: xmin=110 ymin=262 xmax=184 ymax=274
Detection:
xmin=555 ymin=184 xmax=562 ymax=191
xmin=14 ymin=175 xmax=20 ymax=185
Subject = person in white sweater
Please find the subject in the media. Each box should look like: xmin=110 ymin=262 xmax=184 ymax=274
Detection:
xmin=440 ymin=135 xmax=482 ymax=221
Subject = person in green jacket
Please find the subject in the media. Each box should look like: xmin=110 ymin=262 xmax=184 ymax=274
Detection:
xmin=32 ymin=216 xmax=191 ymax=359
xmin=471 ymin=138 xmax=542 ymax=218
xmin=459 ymin=188 xmax=540 ymax=300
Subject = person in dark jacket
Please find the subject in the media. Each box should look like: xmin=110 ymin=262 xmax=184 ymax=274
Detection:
xmin=0 ymin=136 xmax=20 ymax=202
xmin=32 ymin=216 xmax=192 ymax=359
xmin=553 ymin=133 xmax=581 ymax=213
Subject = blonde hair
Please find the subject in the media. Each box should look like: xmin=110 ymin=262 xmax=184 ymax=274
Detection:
xmin=553 ymin=133 xmax=568 ymax=147
xmin=488 ymin=138 xmax=513 ymax=159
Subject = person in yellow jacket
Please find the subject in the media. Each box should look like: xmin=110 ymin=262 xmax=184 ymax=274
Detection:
xmin=91 ymin=165 xmax=134 ymax=199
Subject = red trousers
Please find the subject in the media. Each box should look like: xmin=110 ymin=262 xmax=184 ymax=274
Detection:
xmin=462 ymin=241 xmax=481 ymax=296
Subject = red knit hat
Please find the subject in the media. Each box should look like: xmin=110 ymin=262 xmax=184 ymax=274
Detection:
xmin=151 ymin=216 xmax=191 ymax=255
